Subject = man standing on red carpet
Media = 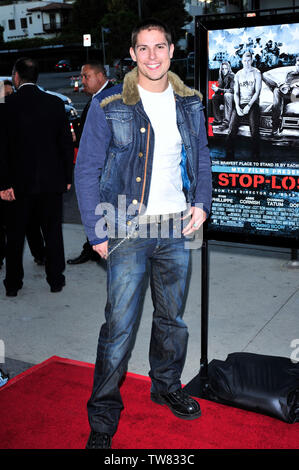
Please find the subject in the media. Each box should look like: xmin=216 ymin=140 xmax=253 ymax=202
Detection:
xmin=75 ymin=18 xmax=212 ymax=449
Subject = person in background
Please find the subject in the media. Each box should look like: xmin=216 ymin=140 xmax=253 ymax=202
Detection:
xmin=0 ymin=57 xmax=73 ymax=296
xmin=0 ymin=79 xmax=45 ymax=269
xmin=67 ymin=61 xmax=117 ymax=266
xmin=0 ymin=80 xmax=13 ymax=269
xmin=1 ymin=79 xmax=13 ymax=97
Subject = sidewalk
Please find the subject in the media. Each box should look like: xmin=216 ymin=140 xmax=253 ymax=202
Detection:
xmin=0 ymin=222 xmax=298 ymax=383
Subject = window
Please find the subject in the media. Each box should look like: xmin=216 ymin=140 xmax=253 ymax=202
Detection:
xmin=29 ymin=16 xmax=32 ymax=25
xmin=8 ymin=19 xmax=16 ymax=30
xmin=20 ymin=18 xmax=28 ymax=29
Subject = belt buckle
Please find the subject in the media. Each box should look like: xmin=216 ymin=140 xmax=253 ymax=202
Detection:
xmin=157 ymin=214 xmax=168 ymax=223
xmin=158 ymin=213 xmax=177 ymax=223
xmin=138 ymin=212 xmax=179 ymax=224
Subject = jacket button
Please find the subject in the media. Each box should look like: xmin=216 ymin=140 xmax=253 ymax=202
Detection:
xmin=132 ymin=199 xmax=138 ymax=205
xmin=136 ymin=177 xmax=141 ymax=182
xmin=138 ymin=152 xmax=143 ymax=157
xmin=140 ymin=127 xmax=146 ymax=133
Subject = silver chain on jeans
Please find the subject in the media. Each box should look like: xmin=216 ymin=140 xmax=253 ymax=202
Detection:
xmin=107 ymin=225 xmax=138 ymax=257
xmin=107 ymin=234 xmax=130 ymax=257
xmin=106 ymin=211 xmax=184 ymax=258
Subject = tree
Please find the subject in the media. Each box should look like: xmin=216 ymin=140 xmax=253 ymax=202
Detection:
xmin=69 ymin=0 xmax=192 ymax=63
xmin=71 ymin=0 xmax=109 ymax=43
xmin=101 ymin=1 xmax=139 ymax=61
xmin=101 ymin=0 xmax=192 ymax=62
xmin=140 ymin=0 xmax=192 ymax=47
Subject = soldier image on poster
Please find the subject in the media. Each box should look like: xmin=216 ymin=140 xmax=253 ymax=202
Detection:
xmin=225 ymin=51 xmax=262 ymax=160
xmin=262 ymin=54 xmax=299 ymax=136
xmin=211 ymin=61 xmax=235 ymax=131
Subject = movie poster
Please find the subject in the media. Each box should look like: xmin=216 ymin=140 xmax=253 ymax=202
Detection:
xmin=205 ymin=21 xmax=299 ymax=247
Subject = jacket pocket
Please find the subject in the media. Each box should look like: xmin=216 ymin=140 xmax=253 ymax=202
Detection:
xmin=100 ymin=151 xmax=115 ymax=186
xmin=106 ymin=112 xmax=134 ymax=147
xmin=184 ymin=101 xmax=204 ymax=138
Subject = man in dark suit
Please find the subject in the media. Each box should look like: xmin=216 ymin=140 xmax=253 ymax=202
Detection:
xmin=0 ymin=57 xmax=73 ymax=296
xmin=0 ymin=80 xmax=13 ymax=270
xmin=67 ymin=61 xmax=115 ymax=265
xmin=0 ymin=79 xmax=45 ymax=270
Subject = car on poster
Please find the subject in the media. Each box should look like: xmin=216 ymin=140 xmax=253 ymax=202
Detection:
xmin=210 ymin=64 xmax=299 ymax=145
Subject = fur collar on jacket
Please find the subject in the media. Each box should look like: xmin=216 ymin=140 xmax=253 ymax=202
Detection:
xmin=101 ymin=67 xmax=202 ymax=108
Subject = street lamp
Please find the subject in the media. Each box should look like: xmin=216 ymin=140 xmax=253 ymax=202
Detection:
xmin=138 ymin=0 xmax=142 ymax=19
xmin=101 ymin=27 xmax=110 ymax=66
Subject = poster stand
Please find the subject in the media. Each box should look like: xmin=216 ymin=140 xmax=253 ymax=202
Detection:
xmin=195 ymin=8 xmax=299 ymax=250
xmin=185 ymin=9 xmax=299 ymax=420
xmin=288 ymin=248 xmax=299 ymax=268
xmin=184 ymin=237 xmax=209 ymax=398
xmin=184 ymin=236 xmax=299 ymax=423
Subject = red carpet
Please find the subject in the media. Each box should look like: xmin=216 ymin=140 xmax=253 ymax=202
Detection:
xmin=0 ymin=356 xmax=298 ymax=449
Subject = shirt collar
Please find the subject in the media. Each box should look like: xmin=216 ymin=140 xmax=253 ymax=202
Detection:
xmin=92 ymin=80 xmax=108 ymax=98
xmin=18 ymin=83 xmax=36 ymax=89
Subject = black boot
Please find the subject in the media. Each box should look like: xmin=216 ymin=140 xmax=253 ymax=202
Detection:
xmin=67 ymin=250 xmax=92 ymax=265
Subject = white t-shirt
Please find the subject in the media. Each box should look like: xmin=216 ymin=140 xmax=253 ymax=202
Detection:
xmin=138 ymin=84 xmax=187 ymax=215
xmin=236 ymin=67 xmax=260 ymax=105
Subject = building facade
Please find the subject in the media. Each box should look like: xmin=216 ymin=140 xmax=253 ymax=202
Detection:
xmin=0 ymin=1 xmax=73 ymax=42
xmin=185 ymin=0 xmax=299 ymax=17
xmin=184 ymin=0 xmax=299 ymax=44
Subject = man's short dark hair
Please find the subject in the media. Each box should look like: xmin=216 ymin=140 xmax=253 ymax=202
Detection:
xmin=13 ymin=57 xmax=39 ymax=83
xmin=4 ymin=79 xmax=13 ymax=86
xmin=84 ymin=61 xmax=107 ymax=77
xmin=131 ymin=18 xmax=172 ymax=49
xmin=242 ymin=51 xmax=253 ymax=59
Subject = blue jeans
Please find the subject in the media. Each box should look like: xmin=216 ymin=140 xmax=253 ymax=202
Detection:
xmin=87 ymin=220 xmax=191 ymax=435
xmin=226 ymin=101 xmax=260 ymax=158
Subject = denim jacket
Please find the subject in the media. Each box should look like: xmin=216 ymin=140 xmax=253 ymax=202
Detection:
xmin=75 ymin=68 xmax=212 ymax=245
